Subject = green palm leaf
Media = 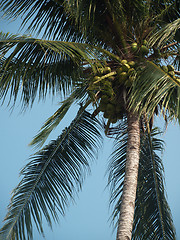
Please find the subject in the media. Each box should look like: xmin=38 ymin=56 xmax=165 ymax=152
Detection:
xmin=108 ymin=126 xmax=176 ymax=239
xmin=132 ymin=128 xmax=176 ymax=239
xmin=29 ymin=88 xmax=91 ymax=149
xmin=0 ymin=0 xmax=83 ymax=41
xmin=0 ymin=32 xmax=102 ymax=107
xmin=0 ymin=109 xmax=103 ymax=240
xmin=129 ymin=61 xmax=180 ymax=118
xmin=148 ymin=18 xmax=180 ymax=48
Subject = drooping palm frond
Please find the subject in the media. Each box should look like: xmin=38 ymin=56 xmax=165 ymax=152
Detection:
xmin=107 ymin=119 xmax=129 ymax=226
xmin=166 ymin=86 xmax=180 ymax=123
xmin=0 ymin=109 xmax=103 ymax=240
xmin=0 ymin=0 xmax=84 ymax=41
xmin=0 ymin=32 xmax=103 ymax=107
xmin=0 ymin=55 xmax=81 ymax=108
xmin=108 ymin=126 xmax=176 ymax=239
xmin=29 ymin=87 xmax=91 ymax=149
xmin=148 ymin=18 xmax=180 ymax=48
xmin=0 ymin=0 xmax=170 ymax=50
xmin=132 ymin=128 xmax=176 ymax=239
xmin=129 ymin=61 xmax=180 ymax=119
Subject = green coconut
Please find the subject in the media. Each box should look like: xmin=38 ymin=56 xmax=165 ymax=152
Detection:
xmin=140 ymin=45 xmax=149 ymax=55
xmin=161 ymin=65 xmax=168 ymax=72
xmin=103 ymin=67 xmax=111 ymax=74
xmin=121 ymin=59 xmax=128 ymax=64
xmin=128 ymin=61 xmax=136 ymax=67
xmin=131 ymin=42 xmax=138 ymax=52
xmin=118 ymin=72 xmax=128 ymax=83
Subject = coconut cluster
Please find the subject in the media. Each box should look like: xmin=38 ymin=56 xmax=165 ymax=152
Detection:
xmin=131 ymin=41 xmax=149 ymax=56
xmin=116 ymin=59 xmax=137 ymax=87
xmin=88 ymin=40 xmax=179 ymax=129
xmin=161 ymin=64 xmax=178 ymax=80
xmin=89 ymin=60 xmax=138 ymax=124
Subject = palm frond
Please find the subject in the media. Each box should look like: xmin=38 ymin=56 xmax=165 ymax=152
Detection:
xmin=108 ymin=126 xmax=176 ymax=239
xmin=29 ymin=96 xmax=74 ymax=149
xmin=148 ymin=18 xmax=180 ymax=48
xmin=132 ymin=128 xmax=176 ymax=239
xmin=0 ymin=32 xmax=102 ymax=107
xmin=0 ymin=109 xmax=103 ymax=240
xmin=107 ymin=118 xmax=128 ymax=224
xmin=129 ymin=61 xmax=180 ymax=118
xmin=0 ymin=0 xmax=84 ymax=41
xmin=29 ymin=89 xmax=91 ymax=149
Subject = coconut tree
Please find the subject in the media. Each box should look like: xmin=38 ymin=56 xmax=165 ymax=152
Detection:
xmin=0 ymin=0 xmax=180 ymax=239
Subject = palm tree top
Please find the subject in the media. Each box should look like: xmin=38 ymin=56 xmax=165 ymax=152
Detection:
xmin=0 ymin=0 xmax=180 ymax=239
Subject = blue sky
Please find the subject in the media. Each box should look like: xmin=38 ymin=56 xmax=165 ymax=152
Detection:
xmin=0 ymin=14 xmax=180 ymax=240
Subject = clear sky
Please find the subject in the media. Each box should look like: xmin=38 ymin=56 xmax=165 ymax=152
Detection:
xmin=0 ymin=15 xmax=180 ymax=240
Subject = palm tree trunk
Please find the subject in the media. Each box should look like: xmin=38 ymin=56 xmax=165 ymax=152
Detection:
xmin=116 ymin=111 xmax=140 ymax=240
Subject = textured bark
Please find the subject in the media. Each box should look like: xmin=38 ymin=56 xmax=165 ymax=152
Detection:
xmin=116 ymin=111 xmax=140 ymax=240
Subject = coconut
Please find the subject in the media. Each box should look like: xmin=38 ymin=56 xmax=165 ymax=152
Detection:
xmin=140 ymin=45 xmax=149 ymax=55
xmin=128 ymin=61 xmax=136 ymax=67
xmin=121 ymin=59 xmax=128 ymax=64
xmin=103 ymin=67 xmax=111 ymax=74
xmin=161 ymin=65 xmax=168 ymax=72
xmin=118 ymin=72 xmax=128 ymax=83
xmin=131 ymin=42 xmax=138 ymax=52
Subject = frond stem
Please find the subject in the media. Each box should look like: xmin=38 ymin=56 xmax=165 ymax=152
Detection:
xmin=161 ymin=41 xmax=178 ymax=50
